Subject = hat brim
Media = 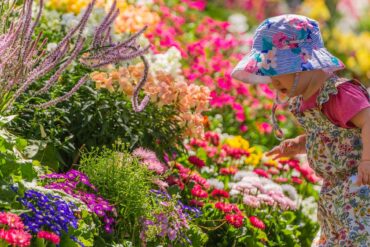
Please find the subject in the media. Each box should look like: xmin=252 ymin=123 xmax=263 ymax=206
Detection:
xmin=231 ymin=47 xmax=345 ymax=84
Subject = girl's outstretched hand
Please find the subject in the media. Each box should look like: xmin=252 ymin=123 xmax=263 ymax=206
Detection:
xmin=355 ymin=161 xmax=370 ymax=185
xmin=266 ymin=135 xmax=306 ymax=159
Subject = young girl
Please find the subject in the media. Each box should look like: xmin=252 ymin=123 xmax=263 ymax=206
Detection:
xmin=231 ymin=14 xmax=370 ymax=246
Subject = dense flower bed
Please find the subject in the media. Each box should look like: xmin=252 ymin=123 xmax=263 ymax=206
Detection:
xmin=0 ymin=0 xmax=368 ymax=246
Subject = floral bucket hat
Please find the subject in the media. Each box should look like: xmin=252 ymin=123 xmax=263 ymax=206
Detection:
xmin=231 ymin=14 xmax=345 ymax=84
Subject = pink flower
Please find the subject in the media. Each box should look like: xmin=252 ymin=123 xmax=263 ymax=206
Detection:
xmin=243 ymin=195 xmax=261 ymax=208
xmin=259 ymin=84 xmax=275 ymax=99
xmin=0 ymin=229 xmax=32 ymax=247
xmin=258 ymin=122 xmax=272 ymax=134
xmin=211 ymin=189 xmax=230 ymax=198
xmin=236 ymin=83 xmax=250 ymax=96
xmin=240 ymin=125 xmax=248 ymax=132
xmin=249 ymin=216 xmax=265 ymax=230
xmin=235 ymin=111 xmax=246 ymax=122
xmin=215 ymin=202 xmax=241 ymax=214
xmin=217 ymin=77 xmax=232 ymax=91
xmin=0 ymin=212 xmax=24 ymax=229
xmin=220 ymin=166 xmax=238 ymax=175
xmin=183 ymin=0 xmax=207 ymax=11
xmin=37 ymin=231 xmax=60 ymax=245
xmin=188 ymin=155 xmax=206 ymax=168
xmin=253 ymin=168 xmax=270 ymax=178
xmin=225 ymin=213 xmax=244 ymax=228
xmin=191 ymin=184 xmax=208 ymax=198
xmin=277 ymin=114 xmax=287 ymax=122
xmin=291 ymin=176 xmax=303 ymax=184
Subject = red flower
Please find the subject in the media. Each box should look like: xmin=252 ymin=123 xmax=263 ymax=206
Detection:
xmin=0 ymin=229 xmax=32 ymax=247
xmin=222 ymin=145 xmax=250 ymax=159
xmin=225 ymin=213 xmax=244 ymax=228
xmin=204 ymin=131 xmax=220 ymax=146
xmin=166 ymin=176 xmax=185 ymax=190
xmin=37 ymin=231 xmax=60 ymax=244
xmin=190 ymin=173 xmax=210 ymax=189
xmin=191 ymin=184 xmax=208 ymax=198
xmin=188 ymin=155 xmax=206 ymax=168
xmin=0 ymin=212 xmax=24 ymax=229
xmin=249 ymin=216 xmax=265 ymax=230
xmin=175 ymin=163 xmax=191 ymax=174
xmin=215 ymin=202 xmax=241 ymax=214
xmin=211 ymin=189 xmax=230 ymax=198
xmin=253 ymin=168 xmax=270 ymax=178
xmin=220 ymin=166 xmax=238 ymax=175
xmin=291 ymin=176 xmax=303 ymax=184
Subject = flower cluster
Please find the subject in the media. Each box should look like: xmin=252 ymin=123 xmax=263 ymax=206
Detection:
xmin=215 ymin=202 xmax=244 ymax=228
xmin=140 ymin=190 xmax=192 ymax=245
xmin=168 ymin=163 xmax=210 ymax=191
xmin=37 ymin=230 xmax=60 ymax=245
xmin=133 ymin=147 xmax=167 ymax=174
xmin=40 ymin=170 xmax=116 ymax=233
xmin=19 ymin=190 xmax=78 ymax=236
xmin=230 ymin=171 xmax=296 ymax=210
xmin=0 ymin=212 xmax=32 ymax=247
xmin=188 ymin=155 xmax=206 ymax=169
xmin=91 ymin=50 xmax=211 ymax=138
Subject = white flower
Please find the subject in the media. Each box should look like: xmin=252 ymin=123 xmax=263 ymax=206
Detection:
xmin=234 ymin=171 xmax=257 ymax=181
xmin=299 ymin=196 xmax=318 ymax=222
xmin=227 ymin=13 xmax=248 ymax=33
xmin=149 ymin=47 xmax=183 ymax=79
xmin=207 ymin=178 xmax=224 ymax=189
xmin=201 ymin=166 xmax=215 ymax=174
xmin=281 ymin=184 xmax=298 ymax=201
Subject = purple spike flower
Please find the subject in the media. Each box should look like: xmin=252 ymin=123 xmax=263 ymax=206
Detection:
xmin=0 ymin=0 xmax=150 ymax=112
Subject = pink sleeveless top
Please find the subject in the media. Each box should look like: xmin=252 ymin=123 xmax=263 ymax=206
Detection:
xmin=300 ymin=80 xmax=370 ymax=128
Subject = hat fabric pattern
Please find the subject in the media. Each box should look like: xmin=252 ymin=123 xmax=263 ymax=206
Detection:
xmin=231 ymin=14 xmax=345 ymax=84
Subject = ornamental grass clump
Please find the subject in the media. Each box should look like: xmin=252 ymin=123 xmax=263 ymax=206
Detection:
xmin=0 ymin=0 xmax=149 ymax=113
xmin=79 ymin=146 xmax=159 ymax=243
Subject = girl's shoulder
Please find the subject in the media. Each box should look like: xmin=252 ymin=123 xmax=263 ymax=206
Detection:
xmin=321 ymin=78 xmax=370 ymax=128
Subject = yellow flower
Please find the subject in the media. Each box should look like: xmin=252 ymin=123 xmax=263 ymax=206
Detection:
xmin=224 ymin=136 xmax=250 ymax=151
xmin=299 ymin=0 xmax=330 ymax=22
xmin=245 ymin=147 xmax=263 ymax=166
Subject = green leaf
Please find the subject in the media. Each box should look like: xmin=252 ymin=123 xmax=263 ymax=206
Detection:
xmin=282 ymin=211 xmax=296 ymax=224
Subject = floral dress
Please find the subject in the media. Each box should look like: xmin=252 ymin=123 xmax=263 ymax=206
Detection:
xmin=289 ymin=77 xmax=370 ymax=246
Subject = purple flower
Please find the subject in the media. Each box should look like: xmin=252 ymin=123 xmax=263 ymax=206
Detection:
xmin=41 ymin=171 xmax=116 ymax=233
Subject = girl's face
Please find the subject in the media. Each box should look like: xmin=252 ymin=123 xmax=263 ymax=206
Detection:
xmin=270 ymin=71 xmax=321 ymax=97
xmin=271 ymin=73 xmax=300 ymax=96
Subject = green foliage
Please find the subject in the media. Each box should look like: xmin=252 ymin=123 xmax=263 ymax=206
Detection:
xmin=9 ymin=73 xmax=185 ymax=170
xmin=78 ymin=145 xmax=159 ymax=245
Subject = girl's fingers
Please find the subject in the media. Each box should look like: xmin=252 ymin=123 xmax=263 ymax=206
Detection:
xmin=266 ymin=146 xmax=281 ymax=156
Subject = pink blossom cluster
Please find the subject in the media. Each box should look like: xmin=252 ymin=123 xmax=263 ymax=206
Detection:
xmin=0 ymin=212 xmax=31 ymax=247
xmin=231 ymin=176 xmax=297 ymax=210
xmin=215 ymin=202 xmax=244 ymax=228
xmin=37 ymin=231 xmax=60 ymax=245
xmin=133 ymin=147 xmax=168 ymax=174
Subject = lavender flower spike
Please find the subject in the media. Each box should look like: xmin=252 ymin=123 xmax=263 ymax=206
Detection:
xmin=0 ymin=0 xmax=150 ymax=112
